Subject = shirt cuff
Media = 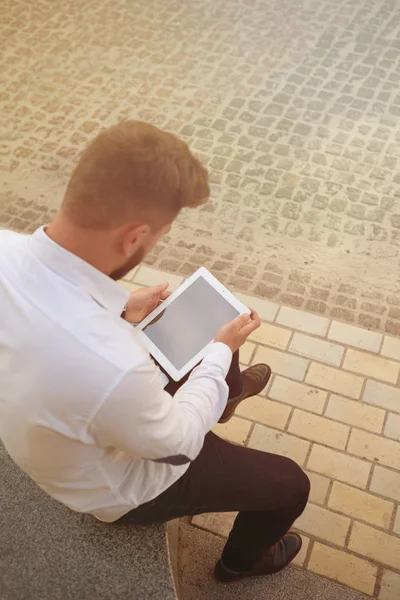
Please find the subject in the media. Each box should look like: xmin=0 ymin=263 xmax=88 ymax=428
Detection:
xmin=202 ymin=342 xmax=233 ymax=379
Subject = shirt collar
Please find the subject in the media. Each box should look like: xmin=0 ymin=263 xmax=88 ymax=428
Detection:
xmin=28 ymin=227 xmax=130 ymax=316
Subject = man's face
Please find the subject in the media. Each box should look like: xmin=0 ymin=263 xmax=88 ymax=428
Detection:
xmin=110 ymin=222 xmax=172 ymax=281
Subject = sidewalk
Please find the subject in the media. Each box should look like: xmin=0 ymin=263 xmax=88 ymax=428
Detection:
xmin=122 ymin=265 xmax=400 ymax=600
xmin=2 ymin=0 xmax=400 ymax=334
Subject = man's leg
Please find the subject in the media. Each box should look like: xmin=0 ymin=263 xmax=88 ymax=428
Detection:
xmin=224 ymin=349 xmax=243 ymax=398
xmin=118 ymin=432 xmax=310 ymax=579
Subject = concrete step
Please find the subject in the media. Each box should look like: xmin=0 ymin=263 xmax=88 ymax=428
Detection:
xmin=0 ymin=441 xmax=177 ymax=600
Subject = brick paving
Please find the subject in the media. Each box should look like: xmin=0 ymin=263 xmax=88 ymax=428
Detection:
xmin=1 ymin=0 xmax=400 ymax=333
xmin=123 ymin=265 xmax=400 ymax=599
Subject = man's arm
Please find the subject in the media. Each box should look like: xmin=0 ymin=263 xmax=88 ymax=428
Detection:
xmin=89 ymin=311 xmax=260 ymax=464
xmin=89 ymin=342 xmax=232 ymax=465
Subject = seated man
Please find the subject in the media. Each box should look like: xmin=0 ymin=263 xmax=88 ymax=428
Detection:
xmin=0 ymin=121 xmax=309 ymax=583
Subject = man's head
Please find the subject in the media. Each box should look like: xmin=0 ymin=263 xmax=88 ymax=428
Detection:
xmin=51 ymin=120 xmax=209 ymax=278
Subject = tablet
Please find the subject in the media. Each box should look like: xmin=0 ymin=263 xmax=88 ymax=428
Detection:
xmin=136 ymin=267 xmax=250 ymax=381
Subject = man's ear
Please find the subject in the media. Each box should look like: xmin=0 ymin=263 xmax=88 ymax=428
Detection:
xmin=120 ymin=222 xmax=151 ymax=257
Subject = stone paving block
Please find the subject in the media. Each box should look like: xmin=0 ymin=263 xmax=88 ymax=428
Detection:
xmin=248 ymin=424 xmax=310 ymax=466
xmin=381 ymin=336 xmax=400 ymax=361
xmin=253 ymin=347 xmax=309 ymax=382
xmin=307 ymin=445 xmax=371 ymax=489
xmin=306 ymin=471 xmax=330 ymax=506
xmin=296 ymin=503 xmax=350 ymax=546
xmin=308 ymin=542 xmax=377 ymax=596
xmin=212 ymin=417 xmax=251 ymax=446
xmin=118 ymin=281 xmax=142 ymax=293
xmin=123 ymin=267 xmax=139 ymax=282
xmin=235 ymin=292 xmax=279 ymax=322
xmin=348 ymin=429 xmax=400 ymax=471
xmin=328 ymin=321 xmax=382 ymax=353
xmin=384 ymin=413 xmax=400 ymax=442
xmin=379 ymin=570 xmax=400 ymax=600
xmin=306 ymin=363 xmax=364 ymax=399
xmin=192 ymin=512 xmax=235 ymax=538
xmin=236 ymin=396 xmax=291 ymax=430
xmin=289 ymin=333 xmax=344 ymax=367
xmin=269 ymin=376 xmax=327 ymax=414
xmin=277 ymin=307 xmax=329 ymax=337
xmin=325 ymin=394 xmax=385 ymax=434
xmin=328 ymin=481 xmax=394 ymax=529
xmin=363 ymin=380 xmax=400 ymax=414
xmin=288 ymin=409 xmax=350 ymax=450
xmin=370 ymin=466 xmax=400 ymax=503
xmin=343 ymin=349 xmax=400 ymax=384
xmin=134 ymin=266 xmax=184 ymax=291
xmin=249 ymin=322 xmax=291 ymax=350
xmin=239 ymin=341 xmax=255 ymax=365
xmin=349 ymin=522 xmax=400 ymax=571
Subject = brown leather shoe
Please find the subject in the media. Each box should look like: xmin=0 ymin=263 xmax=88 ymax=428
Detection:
xmin=214 ymin=532 xmax=302 ymax=583
xmin=219 ymin=364 xmax=271 ymax=423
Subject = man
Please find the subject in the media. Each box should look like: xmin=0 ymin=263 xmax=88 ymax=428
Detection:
xmin=0 ymin=121 xmax=309 ymax=583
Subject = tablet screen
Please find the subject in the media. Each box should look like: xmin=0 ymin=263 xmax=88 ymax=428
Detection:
xmin=142 ymin=276 xmax=239 ymax=370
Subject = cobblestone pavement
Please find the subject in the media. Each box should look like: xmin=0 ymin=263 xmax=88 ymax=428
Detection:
xmin=125 ymin=265 xmax=400 ymax=600
xmin=1 ymin=0 xmax=400 ymax=334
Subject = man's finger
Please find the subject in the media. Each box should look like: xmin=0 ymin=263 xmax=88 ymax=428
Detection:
xmin=235 ymin=313 xmax=252 ymax=328
xmin=240 ymin=310 xmax=261 ymax=335
xmin=159 ymin=290 xmax=171 ymax=301
xmin=249 ymin=309 xmax=261 ymax=327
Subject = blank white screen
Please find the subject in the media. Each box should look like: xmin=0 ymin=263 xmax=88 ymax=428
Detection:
xmin=143 ymin=276 xmax=239 ymax=370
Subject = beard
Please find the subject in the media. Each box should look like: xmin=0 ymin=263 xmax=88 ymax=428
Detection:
xmin=109 ymin=246 xmax=147 ymax=281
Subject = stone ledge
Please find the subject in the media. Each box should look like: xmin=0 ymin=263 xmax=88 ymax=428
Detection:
xmin=0 ymin=441 xmax=177 ymax=600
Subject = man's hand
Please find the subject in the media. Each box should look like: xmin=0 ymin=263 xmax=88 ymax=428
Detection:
xmin=214 ymin=310 xmax=260 ymax=353
xmin=123 ymin=283 xmax=170 ymax=323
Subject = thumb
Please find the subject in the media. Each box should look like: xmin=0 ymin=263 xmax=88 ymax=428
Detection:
xmin=155 ymin=282 xmax=169 ymax=292
xmin=235 ymin=312 xmax=251 ymax=329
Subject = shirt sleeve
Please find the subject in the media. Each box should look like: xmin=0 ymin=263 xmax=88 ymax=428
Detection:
xmin=89 ymin=342 xmax=232 ymax=465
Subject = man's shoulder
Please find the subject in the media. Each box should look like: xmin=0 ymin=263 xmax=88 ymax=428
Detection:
xmin=0 ymin=229 xmax=24 ymax=247
xmin=0 ymin=230 xmax=28 ymax=266
xmin=0 ymin=230 xmax=28 ymax=276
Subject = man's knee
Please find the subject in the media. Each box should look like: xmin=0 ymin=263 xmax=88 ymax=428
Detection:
xmin=293 ymin=461 xmax=310 ymax=504
xmin=277 ymin=456 xmax=310 ymax=515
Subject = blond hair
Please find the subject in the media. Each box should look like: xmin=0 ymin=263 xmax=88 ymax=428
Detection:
xmin=62 ymin=120 xmax=209 ymax=229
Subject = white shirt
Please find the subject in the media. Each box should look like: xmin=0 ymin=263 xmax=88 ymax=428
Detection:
xmin=0 ymin=228 xmax=232 ymax=522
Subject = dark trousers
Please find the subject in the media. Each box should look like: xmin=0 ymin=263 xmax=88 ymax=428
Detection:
xmin=118 ymin=351 xmax=310 ymax=572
